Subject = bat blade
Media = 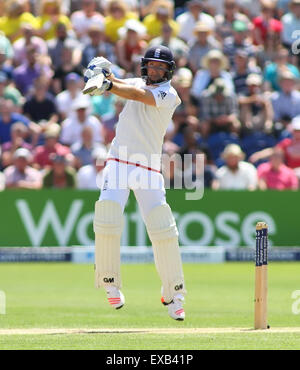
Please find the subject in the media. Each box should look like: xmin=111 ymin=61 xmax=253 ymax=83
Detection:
xmin=83 ymin=73 xmax=104 ymax=95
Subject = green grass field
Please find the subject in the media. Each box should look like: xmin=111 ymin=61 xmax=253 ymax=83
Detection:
xmin=0 ymin=262 xmax=300 ymax=350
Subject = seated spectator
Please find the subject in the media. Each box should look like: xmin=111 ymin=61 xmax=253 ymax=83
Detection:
xmin=33 ymin=123 xmax=71 ymax=169
xmin=71 ymin=0 xmax=105 ymax=45
xmin=42 ymin=154 xmax=76 ymax=188
xmin=239 ymin=74 xmax=273 ymax=133
xmin=281 ymin=0 xmax=300 ymax=50
xmin=81 ymin=23 xmax=116 ymax=69
xmin=13 ymin=44 xmax=53 ymax=96
xmin=252 ymin=0 xmax=282 ymax=47
xmin=4 ymin=148 xmax=42 ymax=189
xmin=148 ymin=22 xmax=189 ymax=69
xmin=23 ymin=77 xmax=58 ymax=124
xmin=0 ymin=32 xmax=14 ymax=63
xmin=191 ymin=49 xmax=234 ymax=100
xmin=249 ymin=116 xmax=300 ymax=169
xmin=77 ymin=145 xmax=107 ymax=189
xmin=223 ymin=20 xmax=255 ymax=68
xmin=0 ymin=98 xmax=39 ymax=145
xmin=71 ymin=126 xmax=100 ymax=168
xmin=60 ymin=97 xmax=103 ymax=146
xmin=231 ymin=49 xmax=261 ymax=96
xmin=200 ymin=78 xmax=240 ymax=136
xmin=1 ymin=122 xmax=32 ymax=168
xmin=13 ymin=23 xmax=48 ymax=67
xmin=116 ymin=20 xmax=147 ymax=74
xmin=0 ymin=0 xmax=39 ymax=43
xmin=37 ymin=0 xmax=72 ymax=41
xmin=176 ymin=0 xmax=215 ymax=44
xmin=188 ymin=22 xmax=219 ymax=74
xmin=215 ymin=0 xmax=250 ymax=41
xmin=55 ymin=73 xmax=84 ymax=121
xmin=271 ymin=69 xmax=300 ymax=129
xmin=52 ymin=41 xmax=83 ymax=94
xmin=263 ymin=48 xmax=300 ymax=92
xmin=47 ymin=22 xmax=81 ymax=70
xmin=143 ymin=0 xmax=179 ymax=40
xmin=0 ymin=71 xmax=23 ymax=108
xmin=257 ymin=148 xmax=299 ymax=190
xmin=101 ymin=96 xmax=125 ymax=144
xmin=172 ymin=68 xmax=196 ymax=116
xmin=212 ymin=144 xmax=257 ymax=190
xmin=104 ymin=0 xmax=138 ymax=43
xmin=0 ymin=40 xmax=13 ymax=80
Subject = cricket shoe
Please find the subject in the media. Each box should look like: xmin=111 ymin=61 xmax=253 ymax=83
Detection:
xmin=105 ymin=286 xmax=125 ymax=309
xmin=161 ymin=294 xmax=185 ymax=321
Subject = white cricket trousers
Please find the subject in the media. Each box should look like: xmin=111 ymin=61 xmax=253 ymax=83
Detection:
xmin=99 ymin=159 xmax=167 ymax=219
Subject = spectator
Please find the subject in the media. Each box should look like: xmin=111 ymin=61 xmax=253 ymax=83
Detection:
xmin=91 ymin=91 xmax=116 ymax=122
xmin=37 ymin=0 xmax=72 ymax=41
xmin=42 ymin=153 xmax=76 ymax=188
xmin=0 ymin=98 xmax=38 ymax=145
xmin=13 ymin=44 xmax=53 ymax=96
xmin=191 ymin=49 xmax=234 ymax=100
xmin=143 ymin=0 xmax=179 ymax=40
xmin=172 ymin=68 xmax=196 ymax=116
xmin=60 ymin=97 xmax=103 ymax=146
xmin=13 ymin=23 xmax=48 ymax=67
xmin=71 ymin=126 xmax=100 ymax=168
xmin=231 ymin=49 xmax=261 ymax=96
xmin=271 ymin=69 xmax=300 ymax=126
xmin=81 ymin=23 xmax=116 ymax=69
xmin=33 ymin=123 xmax=71 ymax=169
xmin=263 ymin=47 xmax=300 ymax=92
xmin=47 ymin=22 xmax=81 ymax=70
xmin=176 ymin=0 xmax=215 ymax=44
xmin=71 ymin=0 xmax=105 ymax=45
xmin=104 ymin=0 xmax=138 ymax=43
xmin=0 ymin=71 xmax=23 ymax=108
xmin=252 ymin=0 xmax=282 ymax=47
xmin=77 ymin=145 xmax=107 ymax=189
xmin=101 ymin=96 xmax=125 ymax=144
xmin=212 ymin=144 xmax=257 ymax=190
xmin=4 ymin=148 xmax=42 ymax=189
xmin=200 ymin=78 xmax=240 ymax=136
xmin=23 ymin=77 xmax=58 ymax=123
xmin=239 ymin=73 xmax=273 ymax=132
xmin=1 ymin=122 xmax=32 ymax=168
xmin=249 ymin=115 xmax=300 ymax=169
xmin=215 ymin=0 xmax=250 ymax=41
xmin=55 ymin=72 xmax=84 ymax=121
xmin=0 ymin=0 xmax=39 ymax=43
xmin=149 ymin=22 xmax=189 ymax=69
xmin=188 ymin=22 xmax=219 ymax=74
xmin=223 ymin=20 xmax=255 ymax=67
xmin=257 ymin=147 xmax=299 ymax=190
xmin=281 ymin=0 xmax=300 ymax=50
xmin=52 ymin=41 xmax=83 ymax=94
xmin=0 ymin=169 xmax=4 ymax=190
xmin=0 ymin=32 xmax=14 ymax=62
xmin=116 ymin=20 xmax=147 ymax=74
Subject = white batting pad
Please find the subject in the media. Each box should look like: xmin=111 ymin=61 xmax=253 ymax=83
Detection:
xmin=145 ymin=204 xmax=186 ymax=303
xmin=93 ymin=200 xmax=124 ymax=289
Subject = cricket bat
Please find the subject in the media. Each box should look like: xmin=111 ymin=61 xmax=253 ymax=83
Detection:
xmin=83 ymin=73 xmax=104 ymax=95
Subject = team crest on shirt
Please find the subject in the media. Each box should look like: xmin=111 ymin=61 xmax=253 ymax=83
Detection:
xmin=159 ymin=91 xmax=167 ymax=100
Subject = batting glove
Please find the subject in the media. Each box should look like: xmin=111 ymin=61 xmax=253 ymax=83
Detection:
xmin=85 ymin=57 xmax=112 ymax=82
xmin=89 ymin=79 xmax=113 ymax=96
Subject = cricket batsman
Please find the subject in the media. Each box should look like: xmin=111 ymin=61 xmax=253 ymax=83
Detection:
xmin=83 ymin=45 xmax=186 ymax=320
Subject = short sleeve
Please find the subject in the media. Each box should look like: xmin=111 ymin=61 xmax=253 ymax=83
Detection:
xmin=151 ymin=86 xmax=179 ymax=108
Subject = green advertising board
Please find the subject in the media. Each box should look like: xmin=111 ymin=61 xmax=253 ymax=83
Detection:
xmin=0 ymin=189 xmax=299 ymax=247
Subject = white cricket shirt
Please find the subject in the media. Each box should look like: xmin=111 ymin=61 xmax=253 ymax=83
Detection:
xmin=108 ymin=78 xmax=181 ymax=171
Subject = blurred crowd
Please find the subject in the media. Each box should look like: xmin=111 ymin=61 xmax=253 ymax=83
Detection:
xmin=1 ymin=0 xmax=300 ymax=192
